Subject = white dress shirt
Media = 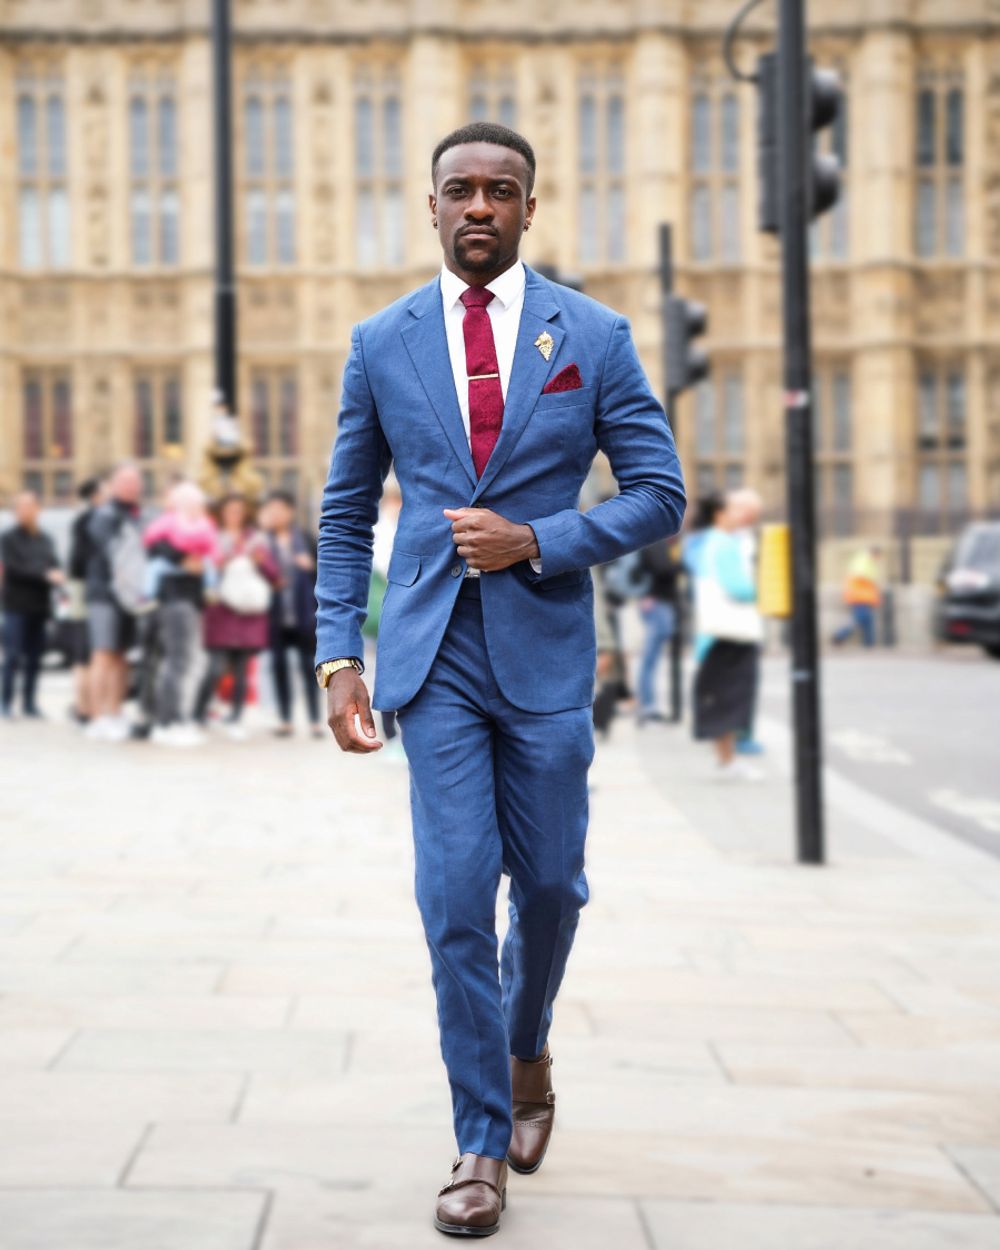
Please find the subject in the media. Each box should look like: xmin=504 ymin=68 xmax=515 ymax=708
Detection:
xmin=438 ymin=260 xmax=540 ymax=575
xmin=440 ymin=259 xmax=525 ymax=434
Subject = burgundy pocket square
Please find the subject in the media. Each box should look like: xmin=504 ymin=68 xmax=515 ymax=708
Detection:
xmin=542 ymin=363 xmax=584 ymax=394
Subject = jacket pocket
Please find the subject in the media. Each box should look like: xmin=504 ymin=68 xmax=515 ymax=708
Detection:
xmin=534 ymin=385 xmax=594 ymax=410
xmin=387 ymin=548 xmax=421 ymax=586
xmin=535 ymin=567 xmax=587 ymax=591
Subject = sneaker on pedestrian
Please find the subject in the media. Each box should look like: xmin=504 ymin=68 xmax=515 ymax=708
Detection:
xmin=225 ymin=722 xmax=249 ymax=742
xmin=152 ymin=723 xmax=205 ymax=748
xmin=714 ymin=758 xmax=764 ymax=783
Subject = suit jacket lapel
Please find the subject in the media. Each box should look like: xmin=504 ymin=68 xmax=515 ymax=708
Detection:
xmin=400 ymin=279 xmax=478 ymax=489
xmin=472 ymin=267 xmax=564 ymax=501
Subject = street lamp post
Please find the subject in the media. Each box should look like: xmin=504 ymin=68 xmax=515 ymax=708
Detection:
xmin=212 ymin=0 xmax=237 ymax=416
xmin=777 ymin=0 xmax=825 ymax=864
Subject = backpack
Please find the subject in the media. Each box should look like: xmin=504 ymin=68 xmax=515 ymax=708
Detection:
xmin=109 ymin=520 xmax=148 ymax=614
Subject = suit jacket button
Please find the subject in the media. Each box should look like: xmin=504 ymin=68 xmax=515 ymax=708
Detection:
xmin=451 ymin=564 xmax=462 ymax=577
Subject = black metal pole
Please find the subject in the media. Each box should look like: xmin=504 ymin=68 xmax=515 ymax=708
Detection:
xmin=778 ymin=0 xmax=825 ymax=862
xmin=212 ymin=0 xmax=237 ymax=414
xmin=658 ymin=223 xmax=684 ymax=724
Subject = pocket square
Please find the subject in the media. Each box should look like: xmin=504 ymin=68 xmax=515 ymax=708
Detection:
xmin=542 ymin=363 xmax=584 ymax=394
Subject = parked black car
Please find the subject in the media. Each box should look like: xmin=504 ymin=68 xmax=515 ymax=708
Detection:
xmin=936 ymin=521 xmax=1000 ymax=659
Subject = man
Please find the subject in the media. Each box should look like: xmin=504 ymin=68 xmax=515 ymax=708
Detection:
xmin=636 ymin=537 xmax=683 ymax=724
xmin=832 ymin=544 xmax=882 ymax=648
xmin=259 ymin=490 xmax=320 ymax=738
xmin=66 ymin=476 xmax=105 ymax=724
xmin=84 ymin=463 xmax=144 ymax=742
xmin=1 ymin=492 xmax=63 ymax=718
xmin=315 ymin=123 xmax=685 ymax=1238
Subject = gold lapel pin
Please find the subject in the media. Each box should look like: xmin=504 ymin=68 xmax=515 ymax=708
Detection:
xmin=534 ymin=331 xmax=554 ymax=362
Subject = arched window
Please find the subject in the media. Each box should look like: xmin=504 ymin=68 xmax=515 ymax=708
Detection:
xmin=129 ymin=77 xmax=180 ymax=266
xmin=17 ymin=75 xmax=70 ymax=269
xmin=354 ymin=69 xmax=405 ymax=268
xmin=576 ymin=68 xmax=627 ymax=266
xmin=242 ymin=75 xmax=295 ymax=266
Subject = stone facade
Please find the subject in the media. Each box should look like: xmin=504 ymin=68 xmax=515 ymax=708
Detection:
xmin=1 ymin=1 xmax=998 ymax=562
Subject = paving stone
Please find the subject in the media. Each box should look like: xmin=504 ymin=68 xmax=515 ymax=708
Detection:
xmin=0 ymin=994 xmax=291 ymax=1031
xmin=0 ymin=1071 xmax=244 ymax=1121
xmin=0 ymin=1189 xmax=266 ymax=1250
xmin=947 ymin=1146 xmax=1000 ymax=1209
xmin=0 ymin=1120 xmax=147 ymax=1185
xmin=716 ymin=1042 xmax=1000 ymax=1093
xmin=641 ymin=1200 xmax=1000 ymax=1249
xmin=0 ymin=1026 xmax=74 ymax=1067
xmin=55 ymin=1028 xmax=348 ymax=1075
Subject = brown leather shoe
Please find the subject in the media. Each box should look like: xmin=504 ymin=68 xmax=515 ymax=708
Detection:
xmin=507 ymin=1046 xmax=555 ymax=1174
xmin=434 ymin=1153 xmax=507 ymax=1238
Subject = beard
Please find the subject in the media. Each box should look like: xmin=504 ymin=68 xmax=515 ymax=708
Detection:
xmin=453 ymin=234 xmax=502 ymax=273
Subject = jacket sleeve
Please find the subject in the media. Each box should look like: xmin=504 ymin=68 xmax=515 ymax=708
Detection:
xmin=526 ymin=316 xmax=685 ymax=578
xmin=315 ymin=324 xmax=393 ymax=668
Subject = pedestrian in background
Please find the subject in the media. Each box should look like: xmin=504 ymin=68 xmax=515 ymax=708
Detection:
xmin=143 ymin=481 xmax=217 ymax=747
xmin=193 ymin=494 xmax=277 ymax=740
xmin=259 ymin=491 xmax=321 ymax=739
xmin=635 ymin=537 xmax=682 ymax=724
xmin=84 ymin=463 xmax=144 ymax=742
xmin=832 ymin=544 xmax=882 ymax=648
xmin=1 ymin=491 xmax=64 ymax=719
xmin=66 ymin=476 xmax=104 ymax=725
xmin=692 ymin=489 xmax=764 ymax=782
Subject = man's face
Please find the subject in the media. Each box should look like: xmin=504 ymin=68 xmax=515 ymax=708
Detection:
xmin=429 ymin=142 xmax=535 ymax=281
xmin=14 ymin=492 xmax=39 ymax=529
xmin=114 ymin=466 xmax=142 ymax=505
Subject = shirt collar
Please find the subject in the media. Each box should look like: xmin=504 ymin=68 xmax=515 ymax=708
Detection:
xmin=439 ymin=259 xmax=526 ymax=312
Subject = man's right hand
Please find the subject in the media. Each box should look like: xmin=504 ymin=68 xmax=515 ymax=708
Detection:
xmin=326 ymin=668 xmax=382 ymax=753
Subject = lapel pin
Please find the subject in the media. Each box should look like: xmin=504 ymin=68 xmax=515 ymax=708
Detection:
xmin=534 ymin=331 xmax=554 ymax=362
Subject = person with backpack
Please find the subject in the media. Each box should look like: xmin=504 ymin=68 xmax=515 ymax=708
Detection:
xmin=84 ymin=463 xmax=145 ymax=742
xmin=192 ymin=494 xmax=278 ymax=740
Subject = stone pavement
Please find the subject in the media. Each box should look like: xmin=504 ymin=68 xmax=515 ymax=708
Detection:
xmin=1 ymin=681 xmax=1000 ymax=1249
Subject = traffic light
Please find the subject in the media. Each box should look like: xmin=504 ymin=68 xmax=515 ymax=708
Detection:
xmin=755 ymin=51 xmax=843 ymax=234
xmin=665 ymin=295 xmax=709 ymax=395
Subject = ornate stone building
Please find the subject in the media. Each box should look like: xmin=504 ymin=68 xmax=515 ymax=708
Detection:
xmin=1 ymin=0 xmax=998 ymax=560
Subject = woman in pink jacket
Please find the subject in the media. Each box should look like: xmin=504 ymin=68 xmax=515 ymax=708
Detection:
xmin=192 ymin=494 xmax=278 ymax=740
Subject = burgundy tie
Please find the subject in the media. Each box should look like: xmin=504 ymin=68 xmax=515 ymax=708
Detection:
xmin=460 ymin=286 xmax=504 ymax=478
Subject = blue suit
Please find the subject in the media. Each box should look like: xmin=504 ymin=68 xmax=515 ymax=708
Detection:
xmin=316 ymin=265 xmax=684 ymax=1158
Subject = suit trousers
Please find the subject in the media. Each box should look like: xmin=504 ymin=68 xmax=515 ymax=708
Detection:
xmin=396 ymin=578 xmax=593 ymax=1160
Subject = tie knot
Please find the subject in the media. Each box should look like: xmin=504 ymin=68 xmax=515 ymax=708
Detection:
xmin=460 ymin=286 xmax=495 ymax=310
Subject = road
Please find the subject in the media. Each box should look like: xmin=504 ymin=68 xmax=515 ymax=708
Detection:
xmin=759 ymin=649 xmax=1000 ymax=858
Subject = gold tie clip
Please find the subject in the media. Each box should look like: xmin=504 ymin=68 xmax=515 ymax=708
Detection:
xmin=468 ymin=373 xmax=500 ymax=380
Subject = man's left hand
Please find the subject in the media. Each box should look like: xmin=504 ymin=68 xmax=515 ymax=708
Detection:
xmin=443 ymin=508 xmax=540 ymax=572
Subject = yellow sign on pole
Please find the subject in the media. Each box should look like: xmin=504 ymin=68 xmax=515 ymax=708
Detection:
xmin=758 ymin=523 xmax=792 ymax=618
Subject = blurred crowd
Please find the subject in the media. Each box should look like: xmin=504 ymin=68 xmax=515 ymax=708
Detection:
xmin=1 ymin=468 xmax=878 ymax=771
xmin=0 ymin=464 xmax=321 ymax=746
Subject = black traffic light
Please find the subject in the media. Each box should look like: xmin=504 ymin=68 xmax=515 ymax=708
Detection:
xmin=665 ymin=295 xmax=708 ymax=395
xmin=756 ymin=51 xmax=842 ymax=234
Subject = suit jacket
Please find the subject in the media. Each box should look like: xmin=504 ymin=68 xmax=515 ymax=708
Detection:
xmin=315 ymin=264 xmax=685 ymax=713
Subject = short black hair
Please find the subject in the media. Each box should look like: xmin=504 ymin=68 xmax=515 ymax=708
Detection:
xmin=431 ymin=123 xmax=536 ymax=197
xmin=77 ymin=476 xmax=101 ymax=502
xmin=265 ymin=489 xmax=296 ymax=509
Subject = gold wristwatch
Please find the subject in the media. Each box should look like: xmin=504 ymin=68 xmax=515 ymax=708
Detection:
xmin=315 ymin=657 xmax=363 ymax=688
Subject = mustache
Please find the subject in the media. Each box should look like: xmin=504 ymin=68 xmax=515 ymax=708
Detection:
xmin=457 ymin=225 xmax=499 ymax=238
